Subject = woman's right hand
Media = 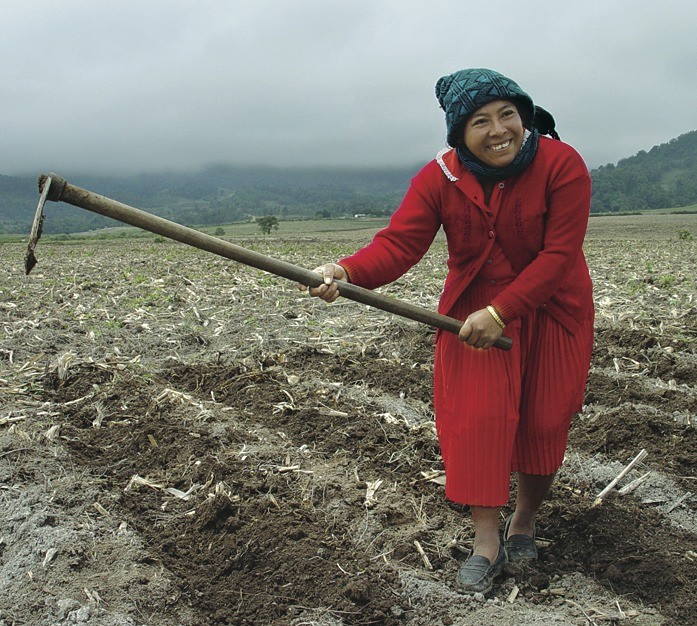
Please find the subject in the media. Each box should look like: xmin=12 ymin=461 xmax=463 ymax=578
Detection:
xmin=459 ymin=307 xmax=504 ymax=350
xmin=299 ymin=263 xmax=348 ymax=303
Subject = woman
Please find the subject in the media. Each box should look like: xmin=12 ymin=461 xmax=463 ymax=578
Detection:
xmin=304 ymin=68 xmax=594 ymax=595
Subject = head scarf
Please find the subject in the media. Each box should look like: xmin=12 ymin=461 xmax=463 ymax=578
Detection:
xmin=435 ymin=68 xmax=553 ymax=181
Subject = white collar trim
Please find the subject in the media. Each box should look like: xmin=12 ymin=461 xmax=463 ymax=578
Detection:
xmin=436 ymin=147 xmax=458 ymax=182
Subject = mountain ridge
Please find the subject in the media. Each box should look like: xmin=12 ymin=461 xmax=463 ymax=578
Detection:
xmin=2 ymin=131 xmax=696 ymax=234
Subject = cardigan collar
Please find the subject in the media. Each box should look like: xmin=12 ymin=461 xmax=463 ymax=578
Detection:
xmin=435 ymin=147 xmax=492 ymax=212
xmin=436 ymin=147 xmax=463 ymax=182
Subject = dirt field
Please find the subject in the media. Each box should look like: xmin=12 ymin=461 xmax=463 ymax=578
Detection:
xmin=1 ymin=213 xmax=696 ymax=625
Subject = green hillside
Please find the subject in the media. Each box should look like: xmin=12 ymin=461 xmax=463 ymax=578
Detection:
xmin=0 ymin=167 xmax=411 ymax=235
xmin=590 ymin=130 xmax=697 ymax=213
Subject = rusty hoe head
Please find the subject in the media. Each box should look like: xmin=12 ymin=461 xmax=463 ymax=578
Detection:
xmin=25 ymin=173 xmax=67 ymax=275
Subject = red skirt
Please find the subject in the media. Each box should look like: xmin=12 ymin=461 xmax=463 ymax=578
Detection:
xmin=433 ymin=277 xmax=594 ymax=507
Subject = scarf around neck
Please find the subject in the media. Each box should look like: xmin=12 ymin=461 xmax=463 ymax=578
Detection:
xmin=456 ymin=128 xmax=539 ymax=182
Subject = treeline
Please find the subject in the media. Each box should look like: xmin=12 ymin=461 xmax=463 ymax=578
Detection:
xmin=591 ymin=130 xmax=697 ymax=212
xmin=0 ymin=166 xmax=410 ymax=235
xmin=2 ymin=130 xmax=697 ymax=234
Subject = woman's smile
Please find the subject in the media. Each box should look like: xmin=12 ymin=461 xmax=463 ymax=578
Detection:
xmin=489 ymin=139 xmax=512 ymax=152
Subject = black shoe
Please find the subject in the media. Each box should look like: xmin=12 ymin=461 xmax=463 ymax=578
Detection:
xmin=504 ymin=515 xmax=538 ymax=561
xmin=456 ymin=543 xmax=507 ymax=595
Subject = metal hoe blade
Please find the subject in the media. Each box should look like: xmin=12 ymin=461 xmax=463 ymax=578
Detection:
xmin=25 ymin=175 xmax=52 ymax=275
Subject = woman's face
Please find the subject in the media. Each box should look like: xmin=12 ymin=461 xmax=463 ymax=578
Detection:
xmin=462 ymin=99 xmax=524 ymax=168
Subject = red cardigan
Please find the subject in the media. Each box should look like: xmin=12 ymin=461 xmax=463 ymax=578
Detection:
xmin=340 ymin=137 xmax=594 ymax=333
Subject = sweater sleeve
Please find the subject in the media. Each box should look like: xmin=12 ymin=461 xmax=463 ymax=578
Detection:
xmin=490 ymin=154 xmax=591 ymax=323
xmin=339 ymin=170 xmax=442 ymax=289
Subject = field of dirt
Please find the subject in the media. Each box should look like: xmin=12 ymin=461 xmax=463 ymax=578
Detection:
xmin=1 ymin=213 xmax=696 ymax=625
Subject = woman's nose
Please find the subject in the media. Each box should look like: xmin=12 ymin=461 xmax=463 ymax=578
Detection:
xmin=489 ymin=119 xmax=505 ymax=135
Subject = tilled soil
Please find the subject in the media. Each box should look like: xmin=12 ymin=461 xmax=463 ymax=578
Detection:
xmin=1 ymin=213 xmax=696 ymax=626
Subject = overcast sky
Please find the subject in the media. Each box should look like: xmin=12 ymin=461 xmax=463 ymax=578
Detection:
xmin=3 ymin=0 xmax=695 ymax=176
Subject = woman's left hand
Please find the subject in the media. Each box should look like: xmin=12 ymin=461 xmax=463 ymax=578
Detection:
xmin=459 ymin=308 xmax=504 ymax=349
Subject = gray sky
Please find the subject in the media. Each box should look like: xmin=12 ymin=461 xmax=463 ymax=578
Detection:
xmin=3 ymin=0 xmax=696 ymax=175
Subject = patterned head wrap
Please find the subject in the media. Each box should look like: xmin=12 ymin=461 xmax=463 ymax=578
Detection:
xmin=435 ymin=68 xmax=535 ymax=148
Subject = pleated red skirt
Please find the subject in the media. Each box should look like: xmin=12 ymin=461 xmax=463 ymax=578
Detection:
xmin=433 ymin=276 xmax=594 ymax=507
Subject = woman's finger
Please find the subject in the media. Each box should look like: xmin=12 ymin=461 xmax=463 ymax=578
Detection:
xmin=305 ymin=264 xmax=348 ymax=301
xmin=320 ymin=264 xmax=336 ymax=285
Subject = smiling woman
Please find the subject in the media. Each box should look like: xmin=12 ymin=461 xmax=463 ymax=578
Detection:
xmin=303 ymin=67 xmax=595 ymax=596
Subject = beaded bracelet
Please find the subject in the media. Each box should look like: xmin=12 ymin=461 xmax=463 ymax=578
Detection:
xmin=486 ymin=305 xmax=506 ymax=330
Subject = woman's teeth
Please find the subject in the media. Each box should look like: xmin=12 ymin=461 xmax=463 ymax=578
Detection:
xmin=490 ymin=140 xmax=511 ymax=152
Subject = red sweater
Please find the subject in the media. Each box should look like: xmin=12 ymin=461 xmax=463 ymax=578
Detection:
xmin=340 ymin=137 xmax=594 ymax=332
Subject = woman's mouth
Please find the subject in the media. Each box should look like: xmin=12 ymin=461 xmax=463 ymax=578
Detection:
xmin=489 ymin=140 xmax=511 ymax=152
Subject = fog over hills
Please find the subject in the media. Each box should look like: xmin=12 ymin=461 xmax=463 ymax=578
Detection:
xmin=2 ymin=131 xmax=696 ymax=235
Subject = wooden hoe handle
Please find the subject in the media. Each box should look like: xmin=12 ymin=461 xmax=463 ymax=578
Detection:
xmin=34 ymin=173 xmax=513 ymax=351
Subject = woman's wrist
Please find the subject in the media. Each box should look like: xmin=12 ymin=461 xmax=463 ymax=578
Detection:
xmin=486 ymin=305 xmax=506 ymax=329
xmin=337 ymin=263 xmax=351 ymax=283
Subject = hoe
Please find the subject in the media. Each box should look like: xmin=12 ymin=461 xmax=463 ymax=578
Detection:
xmin=25 ymin=173 xmax=512 ymax=351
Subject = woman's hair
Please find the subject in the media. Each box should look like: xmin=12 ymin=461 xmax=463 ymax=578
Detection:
xmin=531 ymin=105 xmax=560 ymax=140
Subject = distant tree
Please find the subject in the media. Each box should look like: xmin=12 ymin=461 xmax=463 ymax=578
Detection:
xmin=316 ymin=209 xmax=331 ymax=219
xmin=256 ymin=215 xmax=279 ymax=235
xmin=214 ymin=227 xmax=225 ymax=236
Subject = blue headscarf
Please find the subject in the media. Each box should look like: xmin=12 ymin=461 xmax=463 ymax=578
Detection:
xmin=435 ymin=68 xmax=553 ymax=181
